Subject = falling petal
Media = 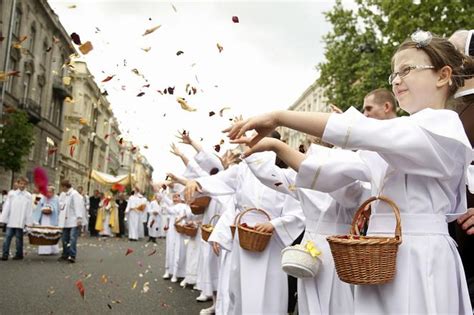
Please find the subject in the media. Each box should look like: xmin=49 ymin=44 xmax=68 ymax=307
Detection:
xmin=143 ymin=25 xmax=161 ymax=36
xmin=209 ymin=111 xmax=215 ymax=117
xmin=217 ymin=43 xmax=223 ymax=53
xmin=171 ymin=3 xmax=177 ymax=12
xmin=75 ymin=280 xmax=85 ymax=299
xmin=68 ymin=4 xmax=77 ymax=9
xmin=101 ymin=75 xmax=115 ymax=82
xmin=125 ymin=248 xmax=134 ymax=256
xmin=79 ymin=118 xmax=88 ymax=125
xmin=219 ymin=106 xmax=231 ymax=117
xmin=79 ymin=41 xmax=93 ymax=55
xmin=33 ymin=167 xmax=49 ymax=196
xmin=141 ymin=47 xmax=152 ymax=52
xmin=70 ymin=32 xmax=82 ymax=45
xmin=176 ymin=50 xmax=184 ymax=56
xmin=176 ymin=97 xmax=196 ymax=112
xmin=214 ymin=144 xmax=221 ymax=152
xmin=232 ymin=16 xmax=239 ymax=23
xmin=136 ymin=92 xmax=145 ymax=97
xmin=107 ymin=304 xmax=112 ymax=310
xmin=274 ymin=182 xmax=283 ymax=187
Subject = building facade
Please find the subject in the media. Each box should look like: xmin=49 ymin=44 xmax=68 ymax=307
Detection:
xmin=0 ymin=0 xmax=74 ymax=190
xmin=278 ymin=80 xmax=330 ymax=151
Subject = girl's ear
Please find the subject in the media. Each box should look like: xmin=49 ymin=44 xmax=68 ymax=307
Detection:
xmin=436 ymin=65 xmax=453 ymax=88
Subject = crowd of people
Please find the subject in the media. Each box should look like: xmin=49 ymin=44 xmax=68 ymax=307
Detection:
xmin=0 ymin=29 xmax=473 ymax=315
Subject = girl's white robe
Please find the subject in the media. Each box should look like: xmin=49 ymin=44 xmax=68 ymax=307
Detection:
xmin=196 ymin=152 xmax=305 ymax=315
xmin=296 ymin=107 xmax=473 ymax=314
xmin=245 ymin=147 xmax=370 ymax=314
xmin=147 ymin=200 xmax=161 ymax=238
xmin=171 ymin=203 xmax=190 ymax=278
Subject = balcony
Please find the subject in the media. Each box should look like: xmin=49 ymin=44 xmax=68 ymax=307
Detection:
xmin=52 ymin=77 xmax=72 ymax=99
xmin=18 ymin=98 xmax=41 ymax=124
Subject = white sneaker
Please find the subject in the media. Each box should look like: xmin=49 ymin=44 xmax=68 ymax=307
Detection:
xmin=200 ymin=305 xmax=216 ymax=314
xmin=196 ymin=294 xmax=212 ymax=302
xmin=162 ymin=272 xmax=170 ymax=279
xmin=180 ymin=279 xmax=187 ymax=287
xmin=193 ymin=284 xmax=198 ymax=290
xmin=171 ymin=276 xmax=178 ymax=283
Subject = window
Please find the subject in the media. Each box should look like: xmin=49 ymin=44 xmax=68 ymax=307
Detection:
xmin=37 ymin=79 xmax=44 ymax=106
xmin=13 ymin=7 xmax=22 ymax=37
xmin=42 ymin=40 xmax=49 ymax=65
xmin=28 ymin=138 xmax=36 ymax=161
xmin=6 ymin=58 xmax=18 ymax=93
xmin=29 ymin=25 xmax=36 ymax=52
xmin=44 ymin=137 xmax=56 ymax=167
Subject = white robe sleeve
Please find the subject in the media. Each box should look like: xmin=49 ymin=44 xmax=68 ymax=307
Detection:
xmin=73 ymin=193 xmax=84 ymax=220
xmin=270 ymin=195 xmax=305 ymax=246
xmin=296 ymin=146 xmax=372 ymax=193
xmin=323 ymin=107 xmax=471 ymax=178
xmin=244 ymin=153 xmax=298 ymax=199
xmin=196 ymin=164 xmax=240 ymax=196
xmin=0 ymin=195 xmax=11 ymax=224
xmin=208 ymin=198 xmax=236 ymax=251
xmin=183 ymin=159 xmax=208 ymax=179
xmin=194 ymin=149 xmax=223 ymax=173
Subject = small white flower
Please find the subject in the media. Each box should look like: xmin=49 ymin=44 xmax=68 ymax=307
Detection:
xmin=411 ymin=30 xmax=432 ymax=48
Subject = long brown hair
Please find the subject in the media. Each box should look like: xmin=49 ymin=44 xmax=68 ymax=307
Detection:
xmin=393 ymin=35 xmax=473 ymax=96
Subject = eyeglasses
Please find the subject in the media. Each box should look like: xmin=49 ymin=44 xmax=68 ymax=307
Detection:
xmin=388 ymin=65 xmax=435 ymax=85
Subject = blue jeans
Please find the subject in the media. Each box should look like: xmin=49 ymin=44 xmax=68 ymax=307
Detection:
xmin=2 ymin=227 xmax=24 ymax=258
xmin=61 ymin=227 xmax=78 ymax=258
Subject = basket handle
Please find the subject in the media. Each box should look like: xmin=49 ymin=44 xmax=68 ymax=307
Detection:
xmin=206 ymin=214 xmax=221 ymax=226
xmin=237 ymin=208 xmax=271 ymax=226
xmin=350 ymin=195 xmax=401 ymax=239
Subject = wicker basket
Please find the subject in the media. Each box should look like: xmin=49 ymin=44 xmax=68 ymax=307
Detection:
xmin=182 ymin=223 xmax=198 ymax=237
xmin=281 ymin=246 xmax=321 ymax=278
xmin=237 ymin=208 xmax=272 ymax=252
xmin=190 ymin=196 xmax=211 ymax=215
xmin=230 ymin=211 xmax=243 ymax=239
xmin=175 ymin=217 xmax=198 ymax=237
xmin=26 ymin=226 xmax=62 ymax=246
xmin=327 ymin=196 xmax=402 ymax=285
xmin=201 ymin=215 xmax=220 ymax=242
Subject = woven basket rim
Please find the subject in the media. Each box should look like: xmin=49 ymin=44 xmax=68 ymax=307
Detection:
xmin=327 ymin=234 xmax=401 ymax=245
xmin=238 ymin=224 xmax=272 ymax=236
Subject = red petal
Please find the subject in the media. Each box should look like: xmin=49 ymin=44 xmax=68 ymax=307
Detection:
xmin=101 ymin=75 xmax=115 ymax=82
xmin=70 ymin=32 xmax=82 ymax=45
xmin=232 ymin=16 xmax=239 ymax=23
xmin=125 ymin=248 xmax=134 ymax=256
xmin=75 ymin=280 xmax=85 ymax=299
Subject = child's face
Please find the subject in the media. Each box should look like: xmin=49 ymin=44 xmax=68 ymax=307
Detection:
xmin=172 ymin=194 xmax=182 ymax=204
xmin=391 ymin=48 xmax=440 ymax=114
xmin=17 ymin=180 xmax=26 ymax=191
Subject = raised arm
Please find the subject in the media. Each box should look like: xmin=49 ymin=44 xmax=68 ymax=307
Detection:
xmin=170 ymin=143 xmax=189 ymax=166
xmin=176 ymin=130 xmax=203 ymax=153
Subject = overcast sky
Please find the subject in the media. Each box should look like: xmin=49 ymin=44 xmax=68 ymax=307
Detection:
xmin=47 ymin=0 xmax=348 ymax=181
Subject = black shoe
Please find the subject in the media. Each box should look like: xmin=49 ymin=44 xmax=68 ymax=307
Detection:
xmin=1 ymin=256 xmax=8 ymax=261
xmin=67 ymin=256 xmax=76 ymax=263
xmin=57 ymin=256 xmax=68 ymax=262
xmin=12 ymin=256 xmax=23 ymax=260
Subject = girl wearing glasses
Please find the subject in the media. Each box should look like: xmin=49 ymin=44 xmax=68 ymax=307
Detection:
xmin=225 ymin=31 xmax=473 ymax=314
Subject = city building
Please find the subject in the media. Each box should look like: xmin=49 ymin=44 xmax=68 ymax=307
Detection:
xmin=278 ymin=80 xmax=331 ymax=151
xmin=0 ymin=0 xmax=74 ymax=190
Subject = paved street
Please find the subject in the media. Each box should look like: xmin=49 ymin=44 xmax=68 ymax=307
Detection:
xmin=0 ymin=234 xmax=211 ymax=314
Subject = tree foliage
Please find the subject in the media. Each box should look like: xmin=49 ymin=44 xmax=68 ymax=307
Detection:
xmin=0 ymin=110 xmax=35 ymax=173
xmin=318 ymin=0 xmax=474 ymax=111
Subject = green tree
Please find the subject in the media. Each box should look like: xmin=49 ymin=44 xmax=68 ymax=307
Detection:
xmin=0 ymin=110 xmax=35 ymax=186
xmin=318 ymin=0 xmax=474 ymax=111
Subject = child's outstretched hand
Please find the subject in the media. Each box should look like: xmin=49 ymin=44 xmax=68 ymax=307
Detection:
xmin=223 ymin=111 xmax=279 ymax=145
xmin=231 ymin=136 xmax=280 ymax=158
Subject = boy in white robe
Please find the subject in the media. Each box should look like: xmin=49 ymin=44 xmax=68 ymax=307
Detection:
xmin=1 ymin=177 xmax=32 ymax=260
xmin=170 ymin=192 xmax=190 ymax=282
xmin=125 ymin=187 xmax=147 ymax=241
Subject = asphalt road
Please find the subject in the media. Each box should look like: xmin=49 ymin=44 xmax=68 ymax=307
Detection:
xmin=0 ymin=233 xmax=211 ymax=314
